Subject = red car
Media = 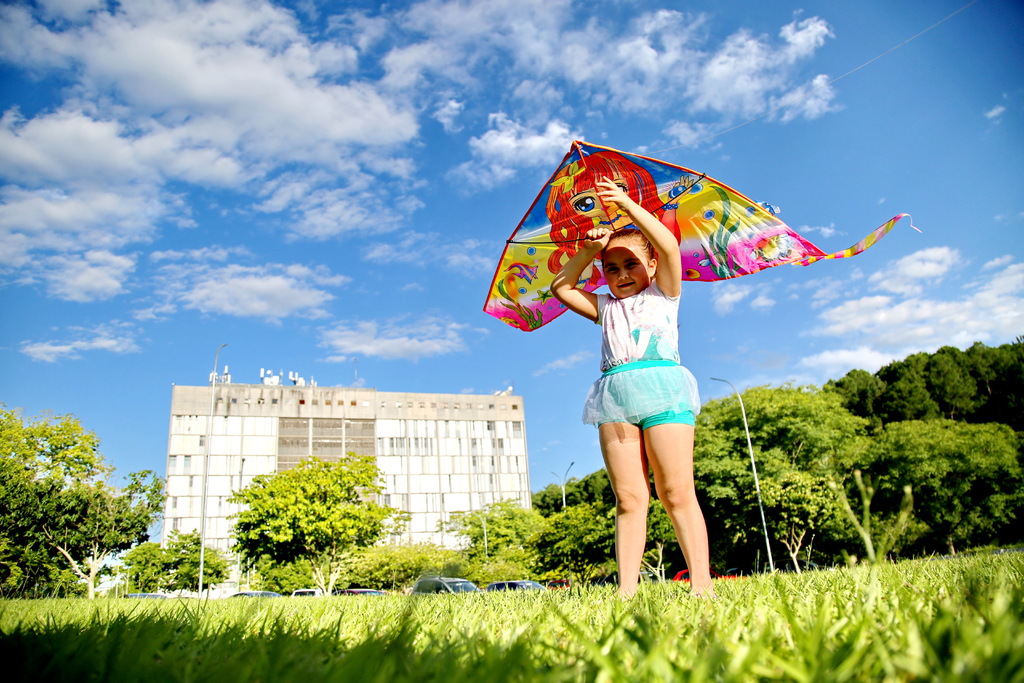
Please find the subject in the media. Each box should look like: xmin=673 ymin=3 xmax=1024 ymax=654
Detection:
xmin=673 ymin=569 xmax=744 ymax=581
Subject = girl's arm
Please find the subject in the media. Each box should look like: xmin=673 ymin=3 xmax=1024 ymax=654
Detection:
xmin=596 ymin=178 xmax=682 ymax=297
xmin=551 ymin=228 xmax=610 ymax=322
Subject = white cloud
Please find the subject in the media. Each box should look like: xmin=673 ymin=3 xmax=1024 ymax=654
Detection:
xmin=532 ymin=350 xmax=594 ymax=376
xmin=433 ymin=98 xmax=464 ymax=133
xmin=867 ymin=246 xmax=959 ymax=296
xmin=0 ymin=186 xmax=162 ymax=268
xmin=711 ymin=281 xmax=752 ymax=314
xmin=364 ymin=232 xmax=494 ymax=274
xmin=43 ymin=250 xmax=136 ymax=302
xmin=811 ymin=261 xmax=1023 ymax=352
xmin=183 ymin=273 xmax=334 ymax=319
xmin=320 ymin=316 xmax=470 ymax=360
xmin=688 ymin=17 xmax=834 ymax=119
xmin=985 ymin=105 xmax=1006 ymax=120
xmin=799 ymin=346 xmax=898 ymax=377
xmin=449 ymin=113 xmax=580 ymax=189
xmin=770 ymin=73 xmax=841 ymax=122
xmin=20 ymin=321 xmax=141 ymax=362
xmin=144 ymin=258 xmax=348 ymax=321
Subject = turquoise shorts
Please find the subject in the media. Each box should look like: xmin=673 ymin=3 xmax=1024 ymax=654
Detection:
xmin=600 ymin=409 xmax=695 ymax=430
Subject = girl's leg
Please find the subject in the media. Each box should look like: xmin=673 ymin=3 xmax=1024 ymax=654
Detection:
xmin=598 ymin=421 xmax=650 ymax=598
xmin=644 ymin=423 xmax=715 ymax=597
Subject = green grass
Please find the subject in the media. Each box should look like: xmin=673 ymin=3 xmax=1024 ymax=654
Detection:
xmin=2 ymin=554 xmax=1023 ymax=682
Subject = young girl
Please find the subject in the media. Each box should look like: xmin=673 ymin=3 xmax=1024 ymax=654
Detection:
xmin=551 ymin=177 xmax=714 ymax=599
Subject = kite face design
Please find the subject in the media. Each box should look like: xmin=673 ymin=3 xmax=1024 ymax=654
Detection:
xmin=484 ymin=140 xmax=914 ymax=331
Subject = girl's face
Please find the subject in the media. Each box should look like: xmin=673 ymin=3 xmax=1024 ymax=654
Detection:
xmin=602 ymin=241 xmax=656 ymax=298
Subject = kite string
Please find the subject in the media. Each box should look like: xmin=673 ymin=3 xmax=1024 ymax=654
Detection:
xmin=652 ymin=0 xmax=982 ymax=154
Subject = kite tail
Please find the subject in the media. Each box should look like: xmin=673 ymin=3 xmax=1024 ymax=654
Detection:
xmin=796 ymin=214 xmax=920 ymax=265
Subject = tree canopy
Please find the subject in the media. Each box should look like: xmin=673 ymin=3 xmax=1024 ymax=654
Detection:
xmin=229 ymin=455 xmax=404 ymax=594
xmin=0 ymin=407 xmax=164 ymax=598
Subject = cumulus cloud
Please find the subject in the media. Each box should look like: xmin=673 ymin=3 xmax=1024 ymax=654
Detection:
xmin=532 ymin=350 xmax=594 ymax=376
xmin=20 ymin=321 xmax=141 ymax=362
xmin=448 ymin=113 xmax=580 ymax=190
xmin=43 ymin=250 xmax=136 ymax=302
xmin=364 ymin=231 xmax=494 ymax=274
xmin=799 ymin=346 xmax=899 ymax=377
xmin=320 ymin=316 xmax=470 ymax=360
xmin=867 ymin=246 xmax=959 ymax=296
xmin=687 ymin=17 xmax=835 ymax=119
xmin=143 ymin=255 xmax=348 ymax=321
xmin=810 ymin=260 xmax=1023 ymax=353
xmin=711 ymin=281 xmax=753 ymax=314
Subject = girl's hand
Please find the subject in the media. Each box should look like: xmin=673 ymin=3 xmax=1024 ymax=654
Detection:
xmin=582 ymin=226 xmax=612 ymax=251
xmin=595 ymin=176 xmax=630 ymax=208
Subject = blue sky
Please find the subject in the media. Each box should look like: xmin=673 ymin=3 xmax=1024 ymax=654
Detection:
xmin=1 ymin=0 xmax=1021 ymax=494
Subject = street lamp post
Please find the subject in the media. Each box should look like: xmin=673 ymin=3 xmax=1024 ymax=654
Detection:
xmin=710 ymin=377 xmax=775 ymax=572
xmin=198 ymin=343 xmax=227 ymax=598
xmin=551 ymin=461 xmax=575 ymax=510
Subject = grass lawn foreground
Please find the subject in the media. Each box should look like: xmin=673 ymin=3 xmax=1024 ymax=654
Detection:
xmin=2 ymin=553 xmax=1023 ymax=682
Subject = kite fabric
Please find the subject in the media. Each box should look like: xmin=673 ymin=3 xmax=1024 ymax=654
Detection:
xmin=483 ymin=140 xmax=917 ymax=331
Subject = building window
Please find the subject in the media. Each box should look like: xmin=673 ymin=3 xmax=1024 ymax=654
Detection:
xmin=272 ymin=398 xmax=279 ymax=404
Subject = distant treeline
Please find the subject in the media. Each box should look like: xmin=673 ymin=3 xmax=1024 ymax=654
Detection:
xmin=826 ymin=339 xmax=1024 ymax=431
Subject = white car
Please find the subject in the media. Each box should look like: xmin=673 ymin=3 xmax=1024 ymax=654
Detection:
xmin=291 ymin=588 xmax=323 ymax=597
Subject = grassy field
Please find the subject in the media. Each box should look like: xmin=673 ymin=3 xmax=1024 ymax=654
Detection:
xmin=2 ymin=554 xmax=1023 ymax=682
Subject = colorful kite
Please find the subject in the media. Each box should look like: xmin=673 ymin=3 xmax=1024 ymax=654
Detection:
xmin=483 ymin=140 xmax=917 ymax=331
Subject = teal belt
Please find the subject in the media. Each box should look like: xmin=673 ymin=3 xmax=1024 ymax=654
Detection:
xmin=602 ymin=360 xmax=679 ymax=376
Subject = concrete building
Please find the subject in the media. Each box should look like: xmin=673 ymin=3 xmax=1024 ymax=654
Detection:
xmin=162 ymin=370 xmax=532 ymax=566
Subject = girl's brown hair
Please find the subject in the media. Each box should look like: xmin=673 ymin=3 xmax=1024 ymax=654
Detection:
xmin=602 ymin=228 xmax=655 ymax=263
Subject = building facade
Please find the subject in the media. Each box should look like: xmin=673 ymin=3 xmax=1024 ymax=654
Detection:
xmin=162 ymin=373 xmax=532 ymax=564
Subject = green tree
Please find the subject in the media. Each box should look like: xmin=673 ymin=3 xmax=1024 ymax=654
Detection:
xmin=0 ymin=407 xmax=164 ymax=598
xmin=444 ymin=499 xmax=543 ymax=562
xmin=533 ymin=469 xmax=614 ymax=517
xmin=760 ymin=470 xmax=842 ymax=569
xmin=245 ymin=556 xmax=312 ymax=595
xmin=162 ymin=530 xmax=228 ymax=592
xmin=344 ymin=543 xmax=464 ymax=592
xmin=826 ymin=369 xmax=886 ymax=431
xmin=926 ymin=346 xmax=976 ymax=420
xmin=857 ymin=420 xmax=1023 ymax=555
xmin=229 ymin=455 xmax=403 ymax=594
xmin=694 ymin=385 xmax=867 ymax=569
xmin=122 ymin=542 xmax=169 ymax=593
xmin=530 ymin=503 xmax=614 ymax=584
xmin=877 ymin=353 xmax=941 ymax=424
xmin=41 ymin=471 xmax=165 ymax=599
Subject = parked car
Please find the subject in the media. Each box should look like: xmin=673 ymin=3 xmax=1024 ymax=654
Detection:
xmin=124 ymin=593 xmax=170 ymax=599
xmin=333 ymin=588 xmax=388 ymax=596
xmin=485 ymin=580 xmax=546 ymax=591
xmin=546 ymin=579 xmax=571 ymax=590
xmin=291 ymin=588 xmax=323 ymax=597
xmin=229 ymin=591 xmax=282 ymax=598
xmin=777 ymin=559 xmax=822 ymax=573
xmin=410 ymin=576 xmax=480 ymax=595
